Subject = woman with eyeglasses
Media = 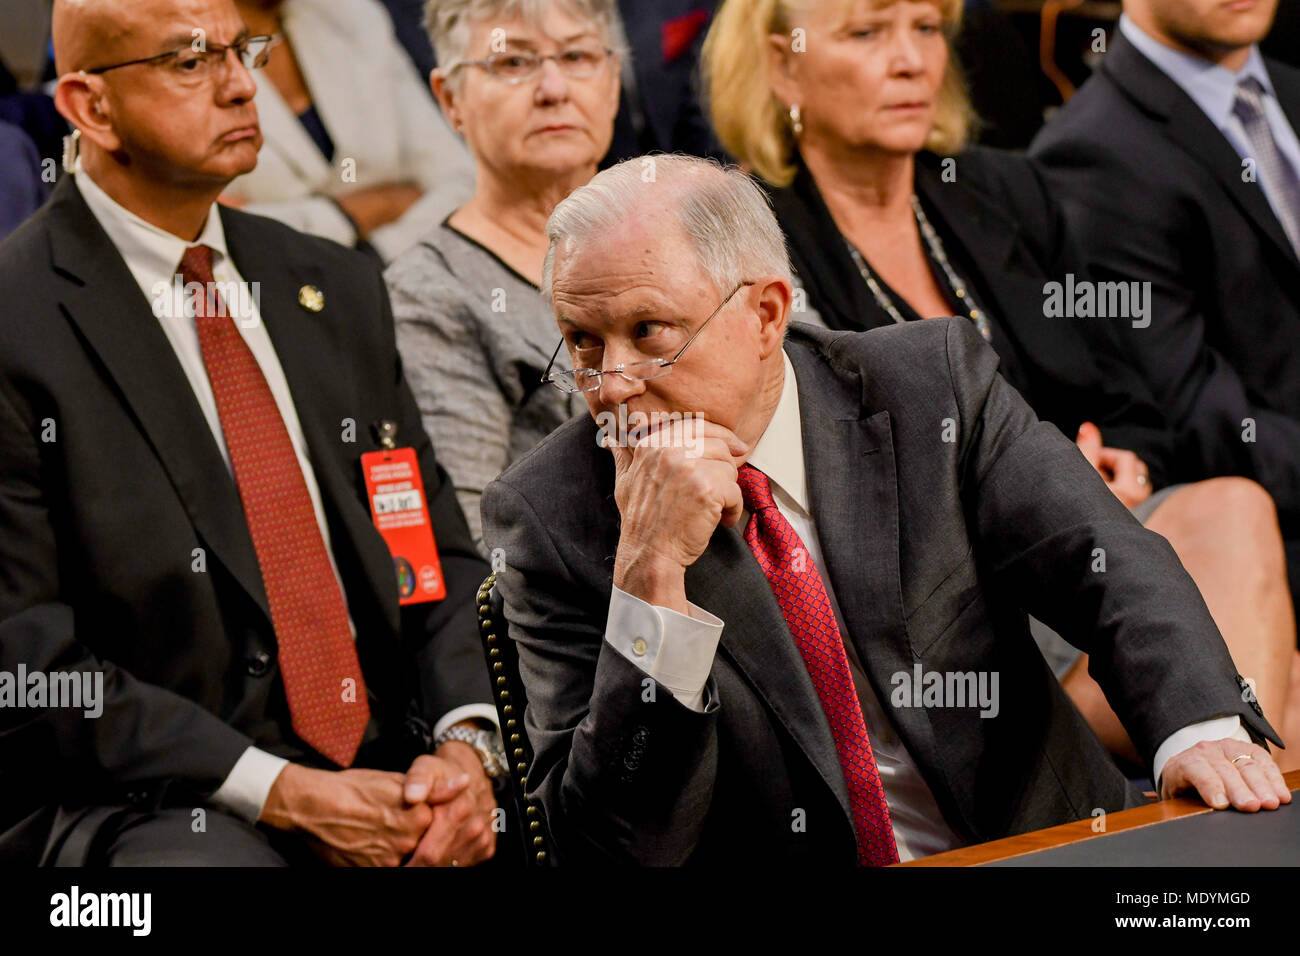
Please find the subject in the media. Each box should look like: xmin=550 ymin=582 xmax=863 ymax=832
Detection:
xmin=385 ymin=0 xmax=623 ymax=551
xmin=220 ymin=0 xmax=475 ymax=263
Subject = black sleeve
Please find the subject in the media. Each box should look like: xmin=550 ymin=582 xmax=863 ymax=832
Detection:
xmin=1032 ymin=140 xmax=1300 ymax=529
xmin=0 ymin=381 xmax=251 ymax=806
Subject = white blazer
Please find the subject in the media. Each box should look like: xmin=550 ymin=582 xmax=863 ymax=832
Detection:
xmin=226 ymin=0 xmax=475 ymax=262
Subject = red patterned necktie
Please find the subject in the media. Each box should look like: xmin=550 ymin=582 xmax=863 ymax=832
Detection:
xmin=180 ymin=244 xmax=368 ymax=767
xmin=737 ymin=464 xmax=900 ymax=866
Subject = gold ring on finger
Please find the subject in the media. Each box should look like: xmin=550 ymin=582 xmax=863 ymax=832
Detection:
xmin=1230 ymin=754 xmax=1254 ymax=766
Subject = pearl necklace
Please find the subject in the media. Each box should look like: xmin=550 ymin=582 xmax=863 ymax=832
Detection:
xmin=845 ymin=195 xmax=992 ymax=342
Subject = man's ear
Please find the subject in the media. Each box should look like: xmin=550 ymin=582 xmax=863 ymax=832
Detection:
xmin=753 ymin=275 xmax=793 ymax=358
xmin=53 ymin=73 xmax=122 ymax=154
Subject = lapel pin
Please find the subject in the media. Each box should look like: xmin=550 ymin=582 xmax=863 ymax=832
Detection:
xmin=298 ymin=285 xmax=325 ymax=312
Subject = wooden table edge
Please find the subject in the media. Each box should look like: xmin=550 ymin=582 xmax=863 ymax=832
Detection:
xmin=897 ymin=769 xmax=1300 ymax=867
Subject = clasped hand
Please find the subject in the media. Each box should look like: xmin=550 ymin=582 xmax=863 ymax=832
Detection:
xmin=260 ymin=739 xmax=497 ymax=866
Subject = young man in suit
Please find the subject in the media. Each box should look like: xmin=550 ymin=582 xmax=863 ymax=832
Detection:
xmin=1030 ymin=0 xmax=1300 ymax=601
xmin=0 ymin=0 xmax=500 ymax=866
xmin=481 ymin=155 xmax=1289 ymax=865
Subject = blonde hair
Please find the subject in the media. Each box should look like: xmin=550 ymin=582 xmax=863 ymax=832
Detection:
xmin=703 ymin=0 xmax=975 ymax=187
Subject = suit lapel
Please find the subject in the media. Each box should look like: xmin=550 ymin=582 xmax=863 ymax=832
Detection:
xmin=786 ymin=336 xmax=950 ymax=810
xmin=221 ymin=210 xmax=401 ymax=640
xmin=1104 ymin=33 xmax=1300 ymax=274
xmin=46 ymin=180 xmax=271 ymax=622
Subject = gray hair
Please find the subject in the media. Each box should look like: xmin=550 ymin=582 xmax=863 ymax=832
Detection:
xmin=424 ymin=0 xmax=624 ymax=85
xmin=541 ymin=155 xmax=794 ymax=300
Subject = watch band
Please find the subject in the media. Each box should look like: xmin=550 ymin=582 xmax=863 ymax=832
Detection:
xmin=436 ymin=724 xmax=508 ymax=780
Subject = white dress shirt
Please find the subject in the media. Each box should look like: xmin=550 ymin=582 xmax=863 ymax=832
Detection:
xmin=74 ymin=167 xmax=493 ymax=821
xmin=604 ymin=352 xmax=1249 ymax=860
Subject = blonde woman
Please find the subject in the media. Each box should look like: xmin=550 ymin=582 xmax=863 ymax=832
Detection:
xmin=704 ymin=0 xmax=1300 ymax=772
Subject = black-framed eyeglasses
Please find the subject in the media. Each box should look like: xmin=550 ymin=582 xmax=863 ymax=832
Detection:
xmin=445 ymin=46 xmax=613 ymax=84
xmin=84 ymin=34 xmax=276 ymax=80
xmin=542 ymin=281 xmax=753 ymax=394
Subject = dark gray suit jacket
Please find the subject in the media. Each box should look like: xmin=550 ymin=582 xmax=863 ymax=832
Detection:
xmin=482 ymin=318 xmax=1280 ymax=866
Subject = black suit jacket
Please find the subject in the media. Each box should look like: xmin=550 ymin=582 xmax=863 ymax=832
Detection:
xmin=768 ymin=148 xmax=1175 ymax=489
xmin=1030 ymin=32 xmax=1300 ymax=544
xmin=482 ymin=318 xmax=1278 ymax=865
xmin=0 ymin=178 xmax=491 ymax=860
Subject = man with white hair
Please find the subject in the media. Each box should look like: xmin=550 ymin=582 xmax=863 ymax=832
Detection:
xmin=482 ymin=154 xmax=1290 ymax=865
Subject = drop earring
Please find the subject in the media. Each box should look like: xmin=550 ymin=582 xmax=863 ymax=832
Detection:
xmin=789 ymin=104 xmax=803 ymax=136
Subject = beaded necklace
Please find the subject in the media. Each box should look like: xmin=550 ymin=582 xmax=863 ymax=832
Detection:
xmin=844 ymin=194 xmax=992 ymax=342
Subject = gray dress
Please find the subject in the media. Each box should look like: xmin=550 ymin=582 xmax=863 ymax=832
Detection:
xmin=385 ymin=222 xmax=580 ymax=553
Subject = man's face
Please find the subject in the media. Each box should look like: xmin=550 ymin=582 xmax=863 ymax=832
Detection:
xmin=85 ymin=0 xmax=262 ymax=188
xmin=1133 ymin=0 xmax=1279 ymax=54
xmin=549 ymin=215 xmax=766 ymax=440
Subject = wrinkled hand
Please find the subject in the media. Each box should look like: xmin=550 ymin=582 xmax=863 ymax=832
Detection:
xmin=402 ymin=741 xmax=497 ymax=867
xmin=260 ymin=763 xmax=467 ymax=866
xmin=607 ymin=416 xmax=749 ymax=614
xmin=1076 ymin=422 xmax=1152 ymax=508
xmin=1160 ymin=739 xmax=1292 ymax=810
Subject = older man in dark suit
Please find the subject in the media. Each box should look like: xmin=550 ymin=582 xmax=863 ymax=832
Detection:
xmin=0 ymin=0 xmax=501 ymax=866
xmin=1031 ymin=0 xmax=1300 ymax=600
xmin=481 ymin=155 xmax=1290 ymax=865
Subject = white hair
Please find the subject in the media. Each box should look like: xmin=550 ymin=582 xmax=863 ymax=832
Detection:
xmin=542 ymin=155 xmax=794 ymax=300
xmin=424 ymin=0 xmax=624 ymax=86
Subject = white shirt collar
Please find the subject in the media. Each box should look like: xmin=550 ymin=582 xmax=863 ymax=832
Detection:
xmin=746 ymin=350 xmax=810 ymax=514
xmin=73 ymin=160 xmax=231 ymax=289
xmin=1119 ymin=14 xmax=1274 ymax=131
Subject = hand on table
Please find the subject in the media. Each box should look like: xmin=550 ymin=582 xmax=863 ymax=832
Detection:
xmin=1160 ymin=738 xmax=1292 ymax=811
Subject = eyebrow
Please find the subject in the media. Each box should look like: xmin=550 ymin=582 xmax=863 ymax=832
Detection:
xmin=501 ymin=30 xmax=600 ymax=49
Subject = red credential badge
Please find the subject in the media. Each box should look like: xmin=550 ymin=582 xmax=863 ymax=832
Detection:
xmin=360 ymin=447 xmax=446 ymax=604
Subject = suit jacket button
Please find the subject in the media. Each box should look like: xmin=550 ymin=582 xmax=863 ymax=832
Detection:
xmin=246 ymin=650 xmax=272 ymax=677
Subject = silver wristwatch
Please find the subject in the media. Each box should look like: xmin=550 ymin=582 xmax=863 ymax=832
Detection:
xmin=435 ymin=724 xmax=508 ymax=780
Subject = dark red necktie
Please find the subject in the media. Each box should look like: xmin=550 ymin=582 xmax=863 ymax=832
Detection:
xmin=737 ymin=464 xmax=900 ymax=866
xmin=180 ymin=244 xmax=368 ymax=766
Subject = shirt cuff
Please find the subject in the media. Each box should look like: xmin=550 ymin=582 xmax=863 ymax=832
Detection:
xmin=1152 ymin=715 xmax=1249 ymax=791
xmin=209 ymin=746 xmax=290 ymax=823
xmin=605 ymin=585 xmax=724 ymax=712
xmin=433 ymin=704 xmax=500 ymax=741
